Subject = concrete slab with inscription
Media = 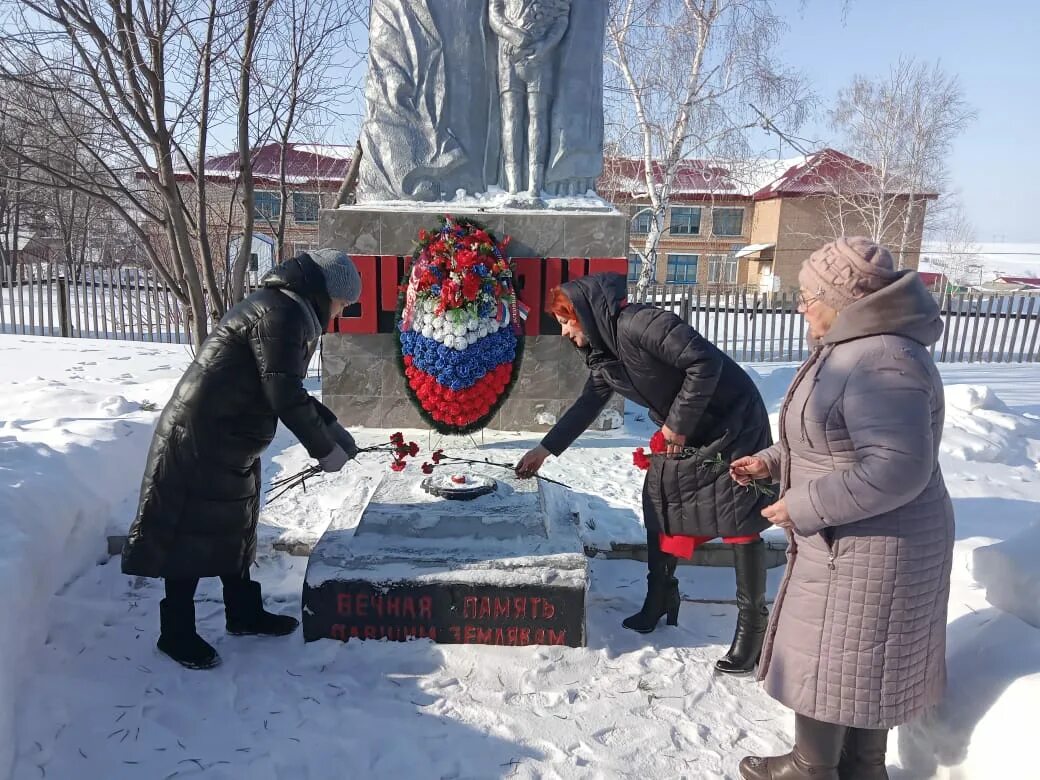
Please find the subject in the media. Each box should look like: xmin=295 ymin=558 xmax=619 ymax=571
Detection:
xmin=302 ymin=471 xmax=588 ymax=647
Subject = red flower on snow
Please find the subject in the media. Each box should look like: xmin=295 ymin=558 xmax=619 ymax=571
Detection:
xmin=390 ymin=460 xmax=406 ymax=472
xmin=421 ymin=462 xmax=434 ymax=475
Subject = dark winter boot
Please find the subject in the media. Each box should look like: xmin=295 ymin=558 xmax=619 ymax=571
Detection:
xmin=715 ymin=539 xmax=769 ymax=674
xmin=157 ymin=597 xmax=221 ymax=670
xmin=837 ymin=728 xmax=889 ymax=780
xmin=223 ymin=577 xmax=299 ymax=637
xmin=622 ymin=556 xmax=680 ymax=633
xmin=739 ymin=715 xmax=846 ymax=780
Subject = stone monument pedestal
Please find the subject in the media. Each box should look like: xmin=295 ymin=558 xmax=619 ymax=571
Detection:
xmin=317 ymin=205 xmax=629 ymax=431
xmin=302 ymin=470 xmax=589 ymax=647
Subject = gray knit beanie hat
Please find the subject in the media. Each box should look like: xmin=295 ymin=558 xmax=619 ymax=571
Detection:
xmin=308 ymin=249 xmax=362 ymax=304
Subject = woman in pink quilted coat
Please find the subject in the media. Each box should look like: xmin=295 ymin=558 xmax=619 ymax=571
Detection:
xmin=730 ymin=237 xmax=955 ymax=780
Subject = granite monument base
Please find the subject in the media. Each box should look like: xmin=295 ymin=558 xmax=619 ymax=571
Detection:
xmin=302 ymin=471 xmax=588 ymax=647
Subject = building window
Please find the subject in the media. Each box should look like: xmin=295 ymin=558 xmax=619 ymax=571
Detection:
xmin=254 ymin=192 xmax=281 ymax=220
xmin=293 ymin=193 xmax=320 ymax=223
xmin=631 ymin=210 xmax=654 ymax=235
xmin=628 ymin=253 xmax=642 ymax=283
xmin=666 ymin=254 xmax=699 ymax=285
xmin=668 ymin=207 xmax=701 ymax=236
xmin=293 ymin=242 xmax=318 ymax=257
xmin=712 ymin=207 xmax=744 ymax=236
xmin=707 ymin=255 xmax=738 ymax=284
xmin=248 ymin=252 xmax=259 ymax=272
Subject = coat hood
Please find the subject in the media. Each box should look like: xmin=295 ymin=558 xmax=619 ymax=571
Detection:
xmin=821 ymin=270 xmax=943 ymax=348
xmin=559 ymin=272 xmax=629 ymax=362
xmin=261 ymin=254 xmax=333 ymax=330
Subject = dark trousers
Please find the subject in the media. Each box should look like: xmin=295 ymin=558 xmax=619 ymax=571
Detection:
xmin=165 ymin=569 xmax=250 ymax=604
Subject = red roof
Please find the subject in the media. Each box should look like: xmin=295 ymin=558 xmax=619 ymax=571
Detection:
xmin=995 ymin=276 xmax=1040 ymax=287
xmin=602 ymin=149 xmax=938 ymax=203
xmin=917 ymin=272 xmax=947 ymax=287
xmin=599 ymin=158 xmax=754 ymax=201
xmin=199 ymin=143 xmax=352 ymax=187
xmin=751 ymin=148 xmax=937 ymax=200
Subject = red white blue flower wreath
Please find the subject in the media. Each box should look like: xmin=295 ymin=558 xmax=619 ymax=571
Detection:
xmin=397 ymin=216 xmax=527 ymax=434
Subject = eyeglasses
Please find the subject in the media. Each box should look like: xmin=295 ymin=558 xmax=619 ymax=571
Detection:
xmin=797 ymin=291 xmax=819 ymax=309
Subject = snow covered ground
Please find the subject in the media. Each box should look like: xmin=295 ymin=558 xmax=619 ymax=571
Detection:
xmin=1 ymin=335 xmax=1038 ymax=779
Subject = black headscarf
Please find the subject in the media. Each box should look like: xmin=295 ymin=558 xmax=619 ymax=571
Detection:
xmin=558 ymin=272 xmax=629 ymax=365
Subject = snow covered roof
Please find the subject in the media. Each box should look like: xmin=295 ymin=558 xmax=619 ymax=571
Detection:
xmin=602 ymin=149 xmax=937 ymax=202
xmin=601 ymin=157 xmax=791 ymax=200
xmin=195 ymin=143 xmax=352 ymax=187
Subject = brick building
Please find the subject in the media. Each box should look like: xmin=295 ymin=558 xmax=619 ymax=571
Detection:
xmin=186 ymin=143 xmax=351 ymax=275
xmin=604 ymin=149 xmax=932 ymax=291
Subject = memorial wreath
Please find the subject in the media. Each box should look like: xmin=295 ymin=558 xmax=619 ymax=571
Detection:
xmin=397 ymin=216 xmax=525 ymax=434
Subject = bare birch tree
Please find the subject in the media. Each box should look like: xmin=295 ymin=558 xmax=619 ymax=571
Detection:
xmin=824 ymin=57 xmax=975 ymax=269
xmin=253 ymin=0 xmax=364 ymax=263
xmin=605 ymin=0 xmax=811 ymax=295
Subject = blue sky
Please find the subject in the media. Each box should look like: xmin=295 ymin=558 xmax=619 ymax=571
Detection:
xmin=770 ymin=0 xmax=1040 ymax=242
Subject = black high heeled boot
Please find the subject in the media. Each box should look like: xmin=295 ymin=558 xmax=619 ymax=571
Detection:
xmin=739 ymin=714 xmax=846 ymax=780
xmin=715 ymin=539 xmax=769 ymax=674
xmin=837 ymin=728 xmax=889 ymax=780
xmin=622 ymin=555 xmax=680 ymax=633
xmin=223 ymin=575 xmax=299 ymax=637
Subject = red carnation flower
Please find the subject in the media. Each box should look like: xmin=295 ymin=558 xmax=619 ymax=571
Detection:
xmin=462 ymin=273 xmax=481 ymax=301
xmin=390 ymin=460 xmax=406 ymax=472
xmin=408 ymin=442 xmax=420 ymax=457
xmin=432 ymin=449 xmax=445 ymax=464
xmin=633 ymin=447 xmax=651 ymax=470
xmin=390 ymin=432 xmax=405 ymax=446
xmin=421 ymin=463 xmax=434 ymax=475
xmin=649 ymin=430 xmax=666 ymax=454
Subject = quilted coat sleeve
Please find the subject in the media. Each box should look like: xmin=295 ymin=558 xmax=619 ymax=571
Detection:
xmin=786 ymin=345 xmax=936 ymax=535
xmin=248 ymin=307 xmax=336 ymax=459
xmin=756 ymin=443 xmax=784 ymax=482
xmin=540 ymin=369 xmax=614 ymax=456
xmin=633 ymin=308 xmax=722 ymax=436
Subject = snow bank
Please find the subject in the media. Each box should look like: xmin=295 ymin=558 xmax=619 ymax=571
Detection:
xmin=0 ymin=337 xmax=187 ymax=778
xmin=973 ymin=522 xmax=1040 ymax=629
xmin=940 ymin=384 xmax=1039 ymax=463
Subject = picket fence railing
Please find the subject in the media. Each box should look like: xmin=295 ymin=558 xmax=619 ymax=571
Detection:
xmin=4 ymin=263 xmax=1040 ymax=364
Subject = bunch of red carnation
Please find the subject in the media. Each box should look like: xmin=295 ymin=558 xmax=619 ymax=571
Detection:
xmin=632 ymin=430 xmax=667 ymax=470
xmin=386 ymin=432 xmax=420 ymax=472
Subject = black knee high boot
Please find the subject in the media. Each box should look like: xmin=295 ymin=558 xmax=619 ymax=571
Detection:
xmin=838 ymin=728 xmax=889 ymax=780
xmin=158 ymin=578 xmax=220 ymax=670
xmin=715 ymin=539 xmax=769 ymax=674
xmin=622 ymin=530 xmax=680 ymax=633
xmin=740 ymin=714 xmax=846 ymax=780
xmin=222 ymin=570 xmax=299 ymax=637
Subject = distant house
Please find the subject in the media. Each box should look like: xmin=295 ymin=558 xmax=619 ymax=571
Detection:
xmin=603 ymin=148 xmax=934 ymax=290
xmin=175 ymin=143 xmax=352 ymax=271
xmin=994 ymin=276 xmax=1040 ymax=289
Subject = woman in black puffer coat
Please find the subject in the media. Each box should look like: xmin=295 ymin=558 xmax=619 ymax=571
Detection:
xmin=122 ymin=250 xmax=361 ymax=669
xmin=517 ymin=272 xmax=773 ymax=674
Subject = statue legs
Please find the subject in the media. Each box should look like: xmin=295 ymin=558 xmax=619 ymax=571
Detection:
xmin=500 ymin=88 xmax=525 ymax=195
xmin=527 ymin=90 xmax=551 ymax=199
